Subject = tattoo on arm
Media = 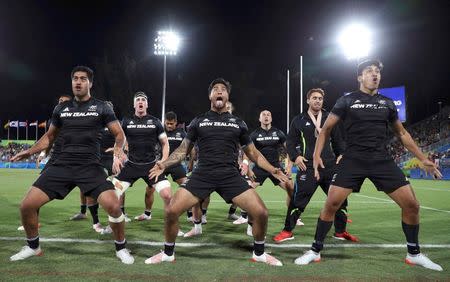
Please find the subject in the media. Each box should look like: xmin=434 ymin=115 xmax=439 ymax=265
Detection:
xmin=163 ymin=139 xmax=193 ymax=168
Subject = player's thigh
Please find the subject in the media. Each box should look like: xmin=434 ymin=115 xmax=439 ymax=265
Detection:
xmin=368 ymin=159 xmax=410 ymax=193
xmin=386 ymin=184 xmax=419 ymax=212
xmin=232 ymin=188 xmax=267 ymax=217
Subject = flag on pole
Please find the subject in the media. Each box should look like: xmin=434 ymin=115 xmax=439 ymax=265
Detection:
xmin=3 ymin=120 xmax=9 ymax=129
xmin=38 ymin=121 xmax=47 ymax=128
xmin=9 ymin=121 xmax=19 ymax=127
xmin=19 ymin=121 xmax=28 ymax=127
xmin=30 ymin=121 xmax=38 ymax=126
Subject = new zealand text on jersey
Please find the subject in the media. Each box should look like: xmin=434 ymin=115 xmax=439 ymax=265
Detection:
xmin=199 ymin=121 xmax=239 ymax=128
xmin=126 ymin=124 xmax=156 ymax=129
xmin=60 ymin=112 xmax=99 ymax=117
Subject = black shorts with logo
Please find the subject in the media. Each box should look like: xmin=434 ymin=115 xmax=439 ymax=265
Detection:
xmin=116 ymin=161 xmax=167 ymax=187
xmin=33 ymin=164 xmax=114 ymax=200
xmin=252 ymin=163 xmax=282 ymax=186
xmin=164 ymin=164 xmax=187 ymax=182
xmin=332 ymin=157 xmax=410 ymax=193
xmin=180 ymin=170 xmax=251 ymax=203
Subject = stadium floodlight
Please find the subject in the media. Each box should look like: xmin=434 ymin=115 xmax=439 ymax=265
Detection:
xmin=338 ymin=23 xmax=372 ymax=60
xmin=154 ymin=30 xmax=180 ymax=121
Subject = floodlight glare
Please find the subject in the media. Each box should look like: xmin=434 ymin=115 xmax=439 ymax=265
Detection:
xmin=154 ymin=31 xmax=180 ymax=56
xmin=338 ymin=24 xmax=372 ymax=60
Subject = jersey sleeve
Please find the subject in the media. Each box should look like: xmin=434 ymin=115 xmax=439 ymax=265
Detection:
xmin=181 ymin=129 xmax=187 ymax=139
xmin=102 ymin=102 xmax=118 ymax=127
xmin=156 ymin=119 xmax=165 ymax=137
xmin=278 ymin=129 xmax=287 ymax=144
xmin=239 ymin=120 xmax=252 ymax=147
xmin=286 ymin=116 xmax=302 ymax=162
xmin=331 ymin=96 xmax=349 ymax=120
xmin=50 ymin=104 xmax=63 ymax=128
xmin=387 ymin=99 xmax=399 ymax=123
xmin=186 ymin=118 xmax=199 ymax=143
xmin=249 ymin=130 xmax=258 ymax=144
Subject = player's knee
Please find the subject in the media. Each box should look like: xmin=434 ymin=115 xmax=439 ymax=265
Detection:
xmin=253 ymin=206 xmax=268 ymax=220
xmin=165 ymin=205 xmax=179 ymax=221
xmin=405 ymin=200 xmax=420 ymax=215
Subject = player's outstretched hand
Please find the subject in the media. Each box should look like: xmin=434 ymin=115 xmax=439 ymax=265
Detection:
xmin=313 ymin=156 xmax=325 ymax=181
xmin=272 ymin=168 xmax=290 ymax=184
xmin=295 ymin=156 xmax=308 ymax=171
xmin=112 ymin=151 xmax=127 ymax=175
xmin=422 ymin=159 xmax=443 ymax=179
xmin=10 ymin=150 xmax=31 ymax=162
xmin=149 ymin=161 xmax=165 ymax=181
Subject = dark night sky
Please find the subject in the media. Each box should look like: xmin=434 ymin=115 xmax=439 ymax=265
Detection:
xmin=1 ymin=0 xmax=449 ymax=138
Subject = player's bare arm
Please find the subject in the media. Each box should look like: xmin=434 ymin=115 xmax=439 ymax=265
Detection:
xmin=243 ymin=143 xmax=289 ymax=183
xmin=11 ymin=125 xmax=59 ymax=162
xmin=392 ymin=119 xmax=442 ymax=179
xmin=107 ymin=120 xmax=127 ymax=174
xmin=312 ymin=113 xmax=340 ymax=180
xmin=149 ymin=138 xmax=193 ymax=180
xmin=159 ymin=133 xmax=170 ymax=162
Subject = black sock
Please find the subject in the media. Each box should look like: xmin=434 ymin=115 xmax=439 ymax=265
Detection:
xmin=228 ymin=206 xmax=237 ymax=215
xmin=120 ymin=206 xmax=125 ymax=214
xmin=80 ymin=204 xmax=87 ymax=214
xmin=241 ymin=210 xmax=248 ymax=219
xmin=334 ymin=208 xmax=347 ymax=234
xmin=164 ymin=242 xmax=175 ymax=256
xmin=88 ymin=204 xmax=99 ymax=225
xmin=253 ymin=241 xmax=265 ymax=256
xmin=284 ymin=206 xmax=301 ymax=232
xmin=115 ymin=239 xmax=126 ymax=251
xmin=202 ymin=208 xmax=207 ymax=216
xmin=144 ymin=210 xmax=152 ymax=217
xmin=311 ymin=218 xmax=333 ymax=253
xmin=187 ymin=210 xmax=193 ymax=218
xmin=402 ymin=222 xmax=420 ymax=255
xmin=27 ymin=236 xmax=39 ymax=249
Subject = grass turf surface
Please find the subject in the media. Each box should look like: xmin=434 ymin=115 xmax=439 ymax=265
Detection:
xmin=0 ymin=168 xmax=449 ymax=281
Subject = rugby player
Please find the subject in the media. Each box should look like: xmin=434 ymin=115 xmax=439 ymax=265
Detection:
xmin=145 ymin=78 xmax=288 ymax=266
xmin=273 ymin=88 xmax=357 ymax=243
xmin=294 ymin=60 xmax=443 ymax=271
xmin=10 ymin=66 xmax=134 ymax=264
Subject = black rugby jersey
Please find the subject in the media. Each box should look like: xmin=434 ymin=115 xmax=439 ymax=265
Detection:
xmin=51 ymin=97 xmax=117 ymax=165
xmin=100 ymin=127 xmax=115 ymax=160
xmin=186 ymin=111 xmax=252 ymax=174
xmin=166 ymin=127 xmax=186 ymax=155
xmin=250 ymin=127 xmax=286 ymax=165
xmin=331 ymin=90 xmax=398 ymax=160
xmin=122 ymin=114 xmax=165 ymax=164
xmin=286 ymin=110 xmax=345 ymax=167
xmin=46 ymin=118 xmax=64 ymax=163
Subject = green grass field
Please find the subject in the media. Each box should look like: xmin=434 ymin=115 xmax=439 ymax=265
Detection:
xmin=0 ymin=169 xmax=449 ymax=281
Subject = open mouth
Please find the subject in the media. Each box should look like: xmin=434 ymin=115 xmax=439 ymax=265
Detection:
xmin=216 ymin=97 xmax=223 ymax=102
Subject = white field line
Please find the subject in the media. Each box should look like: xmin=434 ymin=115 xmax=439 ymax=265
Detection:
xmin=354 ymin=194 xmax=450 ymax=214
xmin=0 ymin=237 xmax=449 ymax=248
xmin=412 ymin=186 xmax=450 ymax=192
xmin=211 ymin=200 xmax=393 ymax=204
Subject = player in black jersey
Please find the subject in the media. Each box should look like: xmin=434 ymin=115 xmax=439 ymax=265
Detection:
xmin=111 ymin=92 xmax=175 ymax=224
xmin=145 ymin=78 xmax=288 ymax=266
xmin=134 ymin=111 xmax=189 ymax=221
xmin=70 ymin=101 xmax=118 ymax=235
xmin=273 ymin=88 xmax=357 ymax=243
xmin=10 ymin=66 xmax=134 ymax=264
xmin=295 ymin=60 xmax=443 ymax=271
xmin=18 ymin=94 xmax=72 ymax=232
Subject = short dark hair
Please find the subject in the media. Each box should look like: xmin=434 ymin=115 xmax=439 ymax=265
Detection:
xmin=165 ymin=111 xmax=177 ymax=121
xmin=307 ymin=88 xmax=325 ymax=99
xmin=357 ymin=59 xmax=383 ymax=76
xmin=134 ymin=91 xmax=148 ymax=100
xmin=71 ymin=66 xmax=94 ymax=82
xmin=59 ymin=94 xmax=72 ymax=100
xmin=208 ymin=78 xmax=231 ymax=95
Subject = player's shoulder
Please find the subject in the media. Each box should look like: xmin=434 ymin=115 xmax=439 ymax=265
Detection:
xmin=54 ymin=100 xmax=72 ymax=112
xmin=147 ymin=114 xmax=162 ymax=123
xmin=377 ymin=94 xmax=395 ymax=103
